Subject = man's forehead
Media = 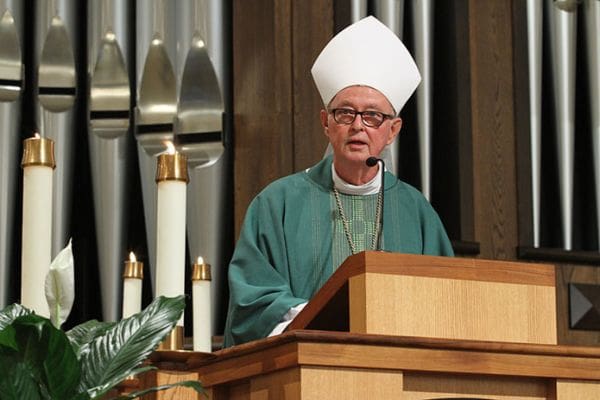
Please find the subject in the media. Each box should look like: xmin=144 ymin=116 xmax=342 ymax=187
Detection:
xmin=330 ymin=85 xmax=395 ymax=111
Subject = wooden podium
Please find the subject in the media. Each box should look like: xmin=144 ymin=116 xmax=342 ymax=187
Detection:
xmin=138 ymin=252 xmax=600 ymax=399
xmin=287 ymin=251 xmax=557 ymax=344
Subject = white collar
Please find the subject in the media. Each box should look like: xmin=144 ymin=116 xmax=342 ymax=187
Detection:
xmin=331 ymin=163 xmax=381 ymax=195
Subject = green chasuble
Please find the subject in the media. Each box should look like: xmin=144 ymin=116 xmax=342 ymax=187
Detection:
xmin=224 ymin=155 xmax=454 ymax=347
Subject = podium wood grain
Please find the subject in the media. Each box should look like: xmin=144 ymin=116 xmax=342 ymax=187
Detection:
xmin=189 ymin=330 xmax=600 ymax=399
xmin=289 ymin=251 xmax=557 ymax=344
xmin=139 ymin=369 xmax=200 ymax=400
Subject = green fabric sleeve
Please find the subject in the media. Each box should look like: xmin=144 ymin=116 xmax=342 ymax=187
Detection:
xmin=223 ymin=193 xmax=307 ymax=347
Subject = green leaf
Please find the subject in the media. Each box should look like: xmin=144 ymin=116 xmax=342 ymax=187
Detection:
xmin=0 ymin=324 xmax=18 ymax=351
xmin=12 ymin=315 xmax=49 ymax=371
xmin=0 ymin=356 xmax=43 ymax=400
xmin=45 ymin=238 xmax=75 ymax=328
xmin=43 ymin=323 xmax=81 ymax=398
xmin=79 ymin=296 xmax=185 ymax=398
xmin=0 ymin=303 xmax=33 ymax=331
xmin=66 ymin=319 xmax=115 ymax=359
xmin=110 ymin=380 xmax=205 ymax=400
xmin=69 ymin=393 xmax=92 ymax=400
xmin=8 ymin=314 xmax=81 ymax=399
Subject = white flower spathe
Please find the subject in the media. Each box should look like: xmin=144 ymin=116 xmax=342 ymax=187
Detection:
xmin=45 ymin=238 xmax=75 ymax=327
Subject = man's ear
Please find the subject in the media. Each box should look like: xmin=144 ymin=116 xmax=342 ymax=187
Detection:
xmin=386 ymin=117 xmax=402 ymax=145
xmin=320 ymin=109 xmax=329 ymax=132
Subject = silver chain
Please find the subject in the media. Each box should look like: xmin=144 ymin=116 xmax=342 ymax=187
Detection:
xmin=333 ymin=186 xmax=383 ymax=254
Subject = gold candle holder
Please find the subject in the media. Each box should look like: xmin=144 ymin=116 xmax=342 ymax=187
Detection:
xmin=191 ymin=259 xmax=211 ymax=281
xmin=122 ymin=252 xmax=144 ymax=320
xmin=155 ymin=152 xmax=189 ymax=183
xmin=21 ymin=135 xmax=56 ymax=168
xmin=157 ymin=325 xmax=184 ymax=351
xmin=123 ymin=256 xmax=144 ymax=279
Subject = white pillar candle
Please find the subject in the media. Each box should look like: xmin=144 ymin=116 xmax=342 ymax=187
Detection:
xmin=192 ymin=257 xmax=212 ymax=352
xmin=20 ymin=134 xmax=55 ymax=317
xmin=122 ymin=252 xmax=143 ymax=318
xmin=155 ymin=143 xmax=188 ymax=330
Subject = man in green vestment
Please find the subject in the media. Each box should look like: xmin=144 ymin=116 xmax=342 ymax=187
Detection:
xmin=224 ymin=16 xmax=454 ymax=347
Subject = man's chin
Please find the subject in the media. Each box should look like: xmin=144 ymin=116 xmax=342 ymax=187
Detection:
xmin=338 ymin=151 xmax=370 ymax=165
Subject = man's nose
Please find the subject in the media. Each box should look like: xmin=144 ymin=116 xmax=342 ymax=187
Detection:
xmin=350 ymin=113 xmax=364 ymax=131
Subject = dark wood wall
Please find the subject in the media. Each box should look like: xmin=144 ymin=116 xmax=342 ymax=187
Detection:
xmin=467 ymin=0 xmax=519 ymax=260
xmin=231 ymin=0 xmax=600 ymax=347
xmin=232 ymin=0 xmax=333 ymax=232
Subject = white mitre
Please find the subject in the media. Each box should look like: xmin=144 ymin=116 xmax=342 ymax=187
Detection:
xmin=311 ymin=16 xmax=421 ymax=114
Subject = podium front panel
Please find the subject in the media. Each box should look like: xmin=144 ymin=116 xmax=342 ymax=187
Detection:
xmin=349 ymin=272 xmax=557 ymax=344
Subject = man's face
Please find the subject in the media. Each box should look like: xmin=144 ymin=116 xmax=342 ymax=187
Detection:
xmin=320 ymin=85 xmax=402 ymax=167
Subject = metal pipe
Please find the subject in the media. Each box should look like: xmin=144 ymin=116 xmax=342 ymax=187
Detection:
xmin=527 ymin=0 xmax=543 ymax=247
xmin=374 ymin=0 xmax=404 ymax=39
xmin=88 ymin=0 xmax=132 ymax=321
xmin=350 ymin=0 xmax=368 ymax=23
xmin=584 ymin=0 xmax=600 ymax=249
xmin=548 ymin=0 xmax=578 ymax=250
xmin=412 ymin=0 xmax=433 ymax=200
xmin=34 ymin=0 xmax=78 ymax=257
xmin=0 ymin=0 xmax=23 ymax=308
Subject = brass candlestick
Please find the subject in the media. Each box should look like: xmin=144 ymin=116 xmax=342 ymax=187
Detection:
xmin=157 ymin=325 xmax=184 ymax=351
xmin=155 ymin=152 xmax=189 ymax=183
xmin=191 ymin=260 xmax=211 ymax=281
xmin=21 ymin=135 xmax=56 ymax=168
xmin=123 ymin=258 xmax=144 ymax=279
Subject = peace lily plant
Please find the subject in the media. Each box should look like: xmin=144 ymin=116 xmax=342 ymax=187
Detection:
xmin=0 ymin=240 xmax=204 ymax=399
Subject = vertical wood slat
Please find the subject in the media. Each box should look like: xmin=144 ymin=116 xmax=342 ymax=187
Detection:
xmin=468 ymin=0 xmax=519 ymax=259
xmin=233 ymin=1 xmax=334 ymax=236
xmin=233 ymin=0 xmax=294 ymax=234
xmin=430 ymin=0 xmax=474 ymax=243
xmin=453 ymin=0 xmax=475 ymax=242
xmin=291 ymin=1 xmax=333 ymax=172
xmin=512 ymin=0 xmax=535 ymax=248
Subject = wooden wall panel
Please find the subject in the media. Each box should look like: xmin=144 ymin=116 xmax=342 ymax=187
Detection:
xmin=233 ymin=0 xmax=294 ymax=234
xmin=233 ymin=1 xmax=334 ymax=235
xmin=468 ymin=0 xmax=519 ymax=259
xmin=291 ymin=2 xmax=333 ymax=172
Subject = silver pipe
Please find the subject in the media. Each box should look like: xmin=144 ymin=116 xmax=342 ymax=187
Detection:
xmin=374 ymin=0 xmax=404 ymax=39
xmin=0 ymin=0 xmax=23 ymax=308
xmin=548 ymin=0 xmax=578 ymax=250
xmin=584 ymin=0 xmax=600 ymax=249
xmin=527 ymin=0 xmax=543 ymax=247
xmin=88 ymin=0 xmax=132 ymax=321
xmin=373 ymin=0 xmax=404 ymax=175
xmin=350 ymin=0 xmax=368 ymax=22
xmin=34 ymin=0 xmax=78 ymax=257
xmin=412 ymin=0 xmax=433 ymax=200
xmin=175 ymin=0 xmax=228 ymax=336
xmin=135 ymin=0 xmax=177 ymax=289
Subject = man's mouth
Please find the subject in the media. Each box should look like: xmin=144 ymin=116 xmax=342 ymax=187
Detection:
xmin=347 ymin=140 xmax=367 ymax=147
xmin=347 ymin=140 xmax=367 ymax=148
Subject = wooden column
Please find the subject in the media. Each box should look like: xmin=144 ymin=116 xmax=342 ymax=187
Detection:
xmin=468 ymin=0 xmax=519 ymax=259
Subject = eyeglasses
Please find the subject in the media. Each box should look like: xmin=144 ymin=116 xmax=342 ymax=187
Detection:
xmin=330 ymin=108 xmax=394 ymax=128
